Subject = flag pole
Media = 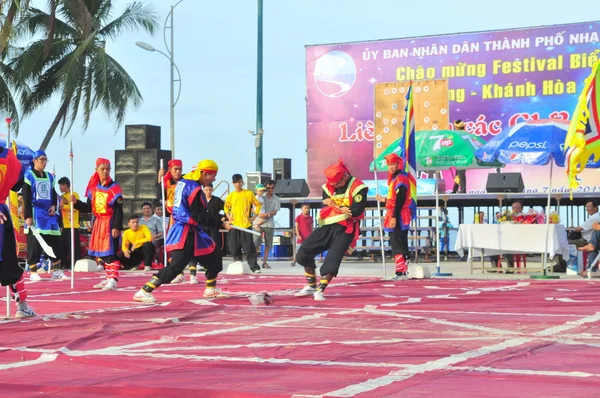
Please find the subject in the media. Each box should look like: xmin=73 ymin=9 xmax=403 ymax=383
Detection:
xmin=160 ymin=159 xmax=168 ymax=268
xmin=70 ymin=140 xmax=75 ymax=289
xmin=372 ymin=84 xmax=387 ymax=280
xmin=372 ymin=161 xmax=387 ymax=280
xmin=5 ymin=118 xmax=12 ymax=317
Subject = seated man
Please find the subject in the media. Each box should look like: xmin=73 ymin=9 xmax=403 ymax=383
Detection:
xmin=119 ymin=215 xmax=155 ymax=271
xmin=570 ymin=199 xmax=600 ymax=247
xmin=489 ymin=200 xmax=524 ymax=272
xmin=578 ymin=222 xmax=600 ymax=276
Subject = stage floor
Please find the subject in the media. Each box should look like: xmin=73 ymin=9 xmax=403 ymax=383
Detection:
xmin=1 ymin=270 xmax=600 ymax=397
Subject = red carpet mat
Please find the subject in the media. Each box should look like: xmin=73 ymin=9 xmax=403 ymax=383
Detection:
xmin=1 ymin=272 xmax=599 ymax=397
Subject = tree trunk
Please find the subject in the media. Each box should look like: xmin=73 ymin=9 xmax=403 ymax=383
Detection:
xmin=40 ymin=99 xmax=69 ymax=150
xmin=0 ymin=3 xmax=18 ymax=55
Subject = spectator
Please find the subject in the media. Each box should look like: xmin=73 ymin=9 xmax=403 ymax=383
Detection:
xmin=204 ymin=183 xmax=226 ymax=255
xmin=139 ymin=201 xmax=164 ymax=270
xmin=255 ymin=180 xmax=280 ymax=269
xmin=252 ymin=184 xmax=267 ymax=252
xmin=224 ymin=174 xmax=262 ymax=273
xmin=119 ymin=215 xmax=155 ymax=271
xmin=57 ymin=177 xmax=83 ymax=266
xmin=292 ymin=203 xmax=313 ymax=267
xmin=570 ymin=199 xmax=600 ymax=247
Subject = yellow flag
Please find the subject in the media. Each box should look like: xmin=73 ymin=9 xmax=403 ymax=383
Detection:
xmin=564 ymin=58 xmax=600 ymax=199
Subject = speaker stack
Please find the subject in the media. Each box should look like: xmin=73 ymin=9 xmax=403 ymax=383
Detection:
xmin=273 ymin=158 xmax=291 ymax=181
xmin=115 ymin=125 xmax=171 ymax=226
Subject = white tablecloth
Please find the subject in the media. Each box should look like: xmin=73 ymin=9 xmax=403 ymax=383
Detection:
xmin=455 ymin=224 xmax=569 ymax=258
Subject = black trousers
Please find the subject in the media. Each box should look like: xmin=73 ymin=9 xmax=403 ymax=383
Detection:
xmin=390 ymin=229 xmax=409 ymax=256
xmin=228 ymin=228 xmax=259 ymax=271
xmin=205 ymin=226 xmax=224 ymax=255
xmin=61 ymin=228 xmax=81 ymax=267
xmin=296 ymin=224 xmax=354 ymax=277
xmin=119 ymin=242 xmax=155 ymax=270
xmin=27 ymin=232 xmax=64 ymax=265
xmin=155 ymin=229 xmax=223 ymax=284
xmin=490 ymin=254 xmax=514 ymax=268
xmin=1 ymin=206 xmax=23 ymax=286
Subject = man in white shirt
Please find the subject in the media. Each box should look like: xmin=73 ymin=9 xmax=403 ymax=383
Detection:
xmin=571 ymin=199 xmax=600 ymax=245
xmin=139 ymin=201 xmax=164 ymax=270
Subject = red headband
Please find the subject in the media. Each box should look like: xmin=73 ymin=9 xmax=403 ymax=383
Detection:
xmin=168 ymin=159 xmax=182 ymax=168
xmin=96 ymin=158 xmax=110 ymax=167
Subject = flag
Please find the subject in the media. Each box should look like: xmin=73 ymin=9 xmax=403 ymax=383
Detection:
xmin=564 ymin=59 xmax=600 ymax=198
xmin=401 ymin=84 xmax=418 ymax=219
xmin=9 ymin=140 xmax=21 ymax=254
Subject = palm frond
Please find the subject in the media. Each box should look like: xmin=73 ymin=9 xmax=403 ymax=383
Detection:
xmin=15 ymin=7 xmax=77 ymax=42
xmin=99 ymin=2 xmax=157 ymax=40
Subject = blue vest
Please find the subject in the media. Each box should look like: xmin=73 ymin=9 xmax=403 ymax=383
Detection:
xmin=24 ymin=169 xmax=60 ymax=235
xmin=165 ymin=179 xmax=215 ymax=256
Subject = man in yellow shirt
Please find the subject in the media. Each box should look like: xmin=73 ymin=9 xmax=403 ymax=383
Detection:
xmin=224 ymin=174 xmax=262 ymax=273
xmin=58 ymin=177 xmax=82 ymax=267
xmin=119 ymin=215 xmax=155 ymax=270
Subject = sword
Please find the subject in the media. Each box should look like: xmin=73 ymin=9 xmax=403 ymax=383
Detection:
xmin=25 ymin=226 xmax=56 ymax=258
xmin=230 ymin=224 xmax=262 ymax=237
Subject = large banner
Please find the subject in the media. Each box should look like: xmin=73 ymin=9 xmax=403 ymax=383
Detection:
xmin=306 ymin=21 xmax=600 ymax=196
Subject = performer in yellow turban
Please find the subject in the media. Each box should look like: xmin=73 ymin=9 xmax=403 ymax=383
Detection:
xmin=134 ymin=159 xmax=232 ymax=303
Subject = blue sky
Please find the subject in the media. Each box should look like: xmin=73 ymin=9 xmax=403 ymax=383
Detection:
xmin=13 ymin=0 xmax=600 ymax=196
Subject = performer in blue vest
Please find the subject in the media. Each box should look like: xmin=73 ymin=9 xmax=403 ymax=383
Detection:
xmin=22 ymin=150 xmax=66 ymax=282
xmin=0 ymin=145 xmax=36 ymax=317
xmin=134 ymin=159 xmax=232 ymax=303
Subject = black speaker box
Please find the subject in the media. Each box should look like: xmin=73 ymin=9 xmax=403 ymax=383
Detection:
xmin=135 ymin=149 xmax=171 ymax=174
xmin=115 ymin=173 xmax=135 ymax=199
xmin=273 ymin=158 xmax=291 ymax=180
xmin=246 ymin=172 xmax=272 ymax=193
xmin=486 ymin=173 xmax=524 ymax=193
xmin=115 ymin=150 xmax=136 ymax=174
xmin=125 ymin=125 xmax=161 ymax=150
xmin=135 ymin=174 xmax=159 ymax=198
xmin=274 ymin=179 xmax=310 ymax=198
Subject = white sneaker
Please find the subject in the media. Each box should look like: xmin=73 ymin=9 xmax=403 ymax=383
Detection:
xmin=102 ymin=278 xmax=118 ymax=291
xmin=203 ymin=288 xmax=228 ymax=298
xmin=313 ymin=290 xmax=326 ymax=301
xmin=252 ymin=269 xmax=261 ymax=274
xmin=93 ymin=279 xmax=108 ymax=289
xmin=391 ymin=273 xmax=408 ymax=281
xmin=52 ymin=269 xmax=70 ymax=280
xmin=171 ymin=274 xmax=185 ymax=284
xmin=29 ymin=273 xmax=42 ymax=282
xmin=144 ymin=266 xmax=152 ymax=271
xmin=133 ymin=289 xmax=156 ymax=303
xmin=190 ymin=275 xmax=199 ymax=284
xmin=294 ymin=286 xmax=317 ymax=297
xmin=15 ymin=303 xmax=37 ymax=318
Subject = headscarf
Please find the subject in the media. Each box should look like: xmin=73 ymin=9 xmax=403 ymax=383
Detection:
xmin=85 ymin=158 xmax=112 ymax=197
xmin=183 ymin=159 xmax=219 ymax=181
xmin=28 ymin=149 xmax=47 ymax=169
xmin=384 ymin=153 xmax=405 ymax=184
xmin=163 ymin=159 xmax=183 ymax=185
xmin=454 ymin=119 xmax=465 ymax=130
xmin=324 ymin=158 xmax=350 ymax=186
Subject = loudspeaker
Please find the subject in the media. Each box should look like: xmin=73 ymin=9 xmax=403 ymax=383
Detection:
xmin=121 ymin=198 xmax=134 ymax=228
xmin=125 ymin=125 xmax=161 ymax=150
xmin=135 ymin=174 xmax=159 ymax=198
xmin=136 ymin=149 xmax=171 ymax=174
xmin=486 ymin=173 xmax=524 ymax=193
xmin=115 ymin=150 xmax=136 ymax=174
xmin=246 ymin=172 xmax=272 ymax=192
xmin=115 ymin=173 xmax=136 ymax=199
xmin=274 ymin=179 xmax=310 ymax=198
xmin=273 ymin=158 xmax=291 ymax=181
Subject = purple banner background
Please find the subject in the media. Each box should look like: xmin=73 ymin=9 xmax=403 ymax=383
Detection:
xmin=306 ymin=21 xmax=600 ymax=196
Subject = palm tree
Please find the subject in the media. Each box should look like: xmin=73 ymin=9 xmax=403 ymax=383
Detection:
xmin=0 ymin=0 xmax=31 ymax=132
xmin=13 ymin=0 xmax=157 ymax=150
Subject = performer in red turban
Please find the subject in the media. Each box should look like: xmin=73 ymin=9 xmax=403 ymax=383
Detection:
xmin=294 ymin=159 xmax=368 ymax=300
xmin=0 ymin=145 xmax=36 ymax=317
xmin=376 ymin=153 xmax=416 ymax=280
xmin=72 ymin=158 xmax=123 ymax=290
